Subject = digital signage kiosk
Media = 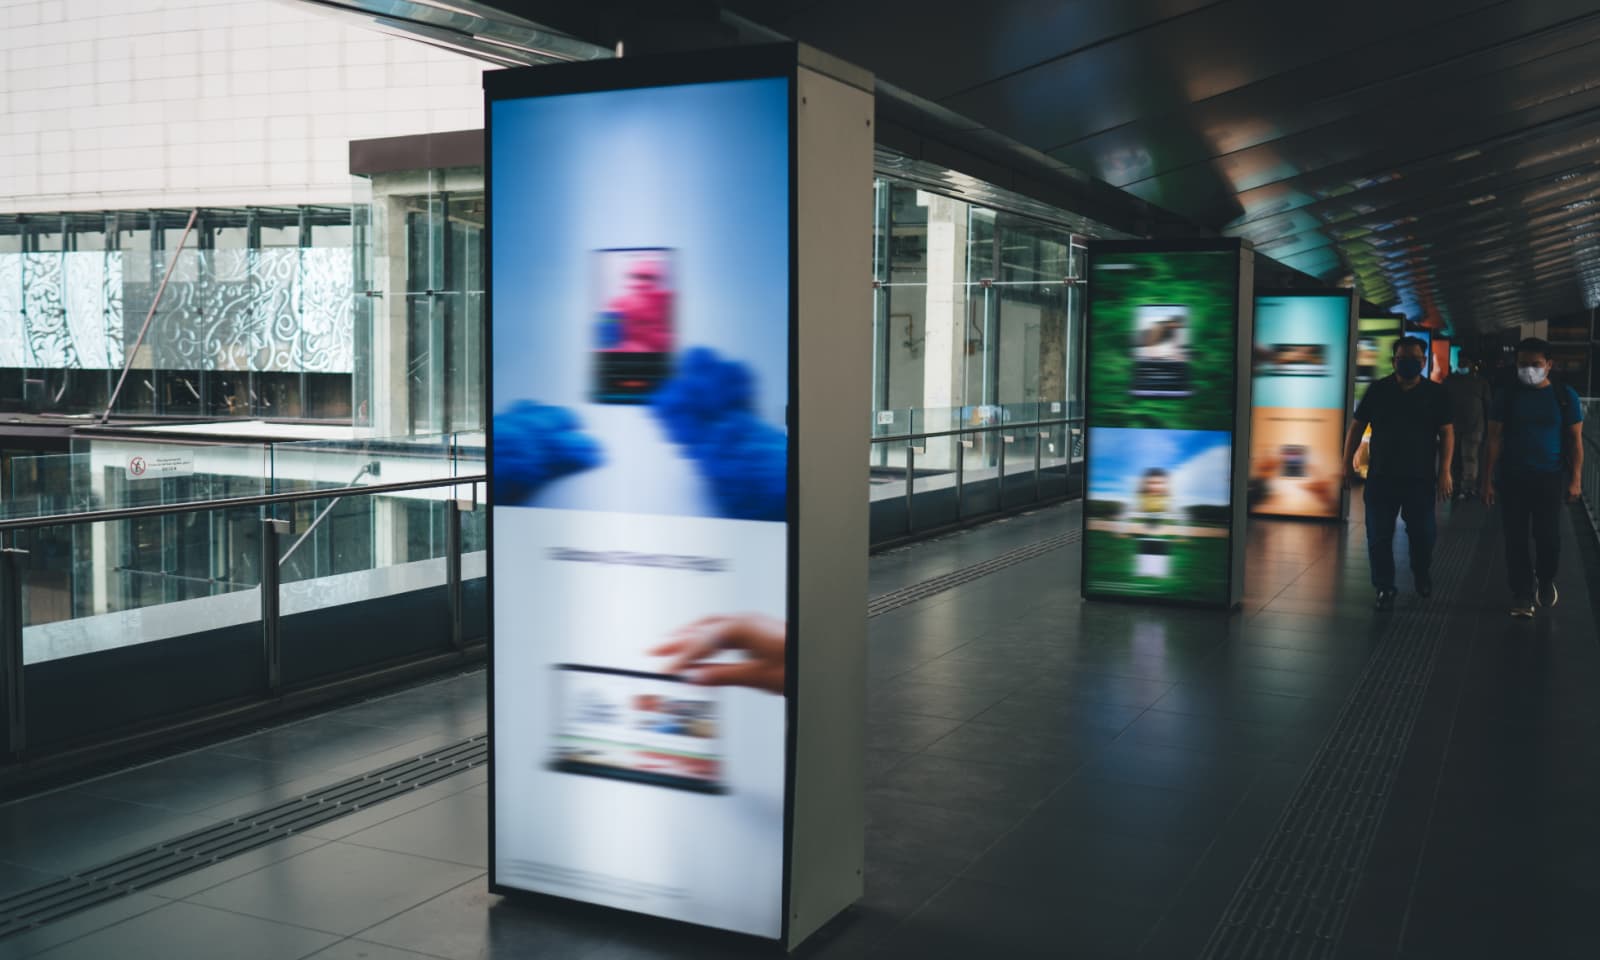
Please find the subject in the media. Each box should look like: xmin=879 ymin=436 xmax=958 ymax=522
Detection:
xmin=485 ymin=45 xmax=872 ymax=950
xmin=1082 ymin=240 xmax=1254 ymax=608
xmin=1248 ymin=290 xmax=1356 ymax=520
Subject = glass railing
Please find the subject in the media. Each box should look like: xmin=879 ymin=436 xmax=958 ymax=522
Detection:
xmin=868 ymin=405 xmax=1083 ymax=547
xmin=0 ymin=466 xmax=486 ymax=763
xmin=0 ymin=402 xmax=1076 ymax=765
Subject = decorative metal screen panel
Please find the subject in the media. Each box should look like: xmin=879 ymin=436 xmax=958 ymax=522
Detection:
xmin=0 ymin=245 xmax=353 ymax=374
xmin=142 ymin=248 xmax=354 ymax=374
xmin=0 ymin=254 xmax=21 ymax=367
xmin=0 ymin=252 xmax=124 ymax=370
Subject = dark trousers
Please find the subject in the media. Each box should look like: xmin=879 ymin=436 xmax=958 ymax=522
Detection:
xmin=1499 ymin=470 xmax=1564 ymax=597
xmin=1451 ymin=419 xmax=1484 ymax=491
xmin=1364 ymin=475 xmax=1436 ymax=591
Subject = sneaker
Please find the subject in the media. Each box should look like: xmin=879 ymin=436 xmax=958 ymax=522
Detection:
xmin=1375 ymin=589 xmax=1397 ymax=612
xmin=1510 ymin=596 xmax=1536 ymax=618
xmin=1415 ymin=574 xmax=1433 ymax=599
xmin=1537 ymin=581 xmax=1558 ymax=609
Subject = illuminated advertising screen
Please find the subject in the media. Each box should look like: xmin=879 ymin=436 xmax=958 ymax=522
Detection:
xmin=1355 ymin=316 xmax=1402 ymax=385
xmin=1248 ymin=292 xmax=1354 ymax=519
xmin=487 ymin=66 xmax=792 ymax=938
xmin=1429 ymin=336 xmax=1450 ymax=383
xmin=1083 ymin=242 xmax=1249 ymax=606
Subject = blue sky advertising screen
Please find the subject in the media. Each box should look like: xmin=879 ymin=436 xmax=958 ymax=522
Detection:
xmin=489 ymin=75 xmax=791 ymax=938
xmin=1248 ymin=293 xmax=1352 ymax=519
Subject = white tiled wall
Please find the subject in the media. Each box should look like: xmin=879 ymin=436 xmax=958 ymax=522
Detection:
xmin=0 ymin=0 xmax=492 ymax=212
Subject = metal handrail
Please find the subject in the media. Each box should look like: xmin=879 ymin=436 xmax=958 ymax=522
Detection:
xmin=869 ymin=416 xmax=1081 ymax=445
xmin=0 ymin=474 xmax=487 ymax=533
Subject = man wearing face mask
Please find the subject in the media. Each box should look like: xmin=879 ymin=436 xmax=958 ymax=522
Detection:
xmin=1344 ymin=337 xmax=1455 ymax=611
xmin=1483 ymin=338 xmax=1585 ymax=618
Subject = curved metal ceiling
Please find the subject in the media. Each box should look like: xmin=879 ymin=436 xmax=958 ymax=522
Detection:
xmin=709 ymin=0 xmax=1600 ymax=331
xmin=313 ymin=0 xmax=1600 ymax=331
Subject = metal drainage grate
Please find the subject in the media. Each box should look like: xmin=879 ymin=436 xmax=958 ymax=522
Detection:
xmin=1199 ymin=523 xmax=1479 ymax=960
xmin=0 ymin=734 xmax=487 ymax=939
xmin=867 ymin=530 xmax=1081 ymax=618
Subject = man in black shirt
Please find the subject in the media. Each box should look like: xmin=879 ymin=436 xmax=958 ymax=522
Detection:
xmin=1343 ymin=337 xmax=1455 ymax=611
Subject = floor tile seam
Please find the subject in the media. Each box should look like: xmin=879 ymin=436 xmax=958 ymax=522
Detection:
xmin=45 ymin=788 xmax=230 ymax=828
xmin=1134 ymin=778 xmax=1269 ymax=957
xmin=329 ymin=834 xmax=486 ymax=873
xmin=173 ymin=893 xmax=364 ymax=940
xmin=69 ymin=767 xmax=338 ymax=818
xmin=872 ymin=730 xmax=1091 ymax=781
xmin=315 ymin=937 xmax=454 ymax=960
xmin=338 ymin=871 xmax=489 ymax=954
xmin=143 ymin=838 xmax=337 ymax=905
xmin=0 ymin=891 xmax=173 ymax=958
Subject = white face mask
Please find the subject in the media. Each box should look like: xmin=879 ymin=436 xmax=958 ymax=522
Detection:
xmin=1517 ymin=365 xmax=1548 ymax=386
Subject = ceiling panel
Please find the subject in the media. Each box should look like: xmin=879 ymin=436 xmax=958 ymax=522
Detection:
xmin=442 ymin=0 xmax=1600 ymax=329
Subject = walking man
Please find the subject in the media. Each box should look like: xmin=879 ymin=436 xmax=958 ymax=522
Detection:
xmin=1444 ymin=356 xmax=1491 ymax=498
xmin=1344 ymin=336 xmax=1455 ymax=611
xmin=1483 ymin=338 xmax=1585 ymax=618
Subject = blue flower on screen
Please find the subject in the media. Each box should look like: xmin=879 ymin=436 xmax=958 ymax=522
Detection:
xmin=649 ymin=348 xmax=786 ymax=521
xmin=493 ymin=400 xmax=602 ymax=504
xmin=652 ymin=347 xmax=755 ymax=448
xmin=701 ymin=412 xmax=788 ymax=522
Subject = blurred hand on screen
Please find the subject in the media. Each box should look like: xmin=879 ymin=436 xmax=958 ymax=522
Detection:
xmin=650 ymin=615 xmax=786 ymax=695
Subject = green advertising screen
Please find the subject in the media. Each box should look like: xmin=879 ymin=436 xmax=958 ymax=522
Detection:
xmin=1083 ymin=245 xmax=1244 ymax=606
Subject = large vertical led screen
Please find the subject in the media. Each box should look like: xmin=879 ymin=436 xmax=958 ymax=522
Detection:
xmin=488 ymin=73 xmax=791 ymax=938
xmin=1248 ymin=292 xmax=1353 ymax=519
xmin=1355 ymin=317 xmax=1403 ymax=388
xmin=1084 ymin=246 xmax=1243 ymax=604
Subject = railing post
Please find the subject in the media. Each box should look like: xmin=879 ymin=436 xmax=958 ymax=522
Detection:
xmin=956 ymin=435 xmax=967 ymax=518
xmin=1035 ymin=429 xmax=1045 ymax=502
xmin=446 ymin=499 xmax=464 ymax=652
xmin=1 ymin=544 xmax=29 ymax=758
xmin=261 ymin=518 xmax=289 ymax=693
xmin=904 ymin=442 xmax=918 ymax=536
xmin=998 ymin=430 xmax=1009 ymax=499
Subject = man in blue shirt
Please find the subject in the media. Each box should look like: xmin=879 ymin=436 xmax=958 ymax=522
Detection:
xmin=1484 ymin=337 xmax=1586 ymax=618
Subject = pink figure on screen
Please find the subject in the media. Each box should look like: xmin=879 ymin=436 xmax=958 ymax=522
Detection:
xmin=607 ymin=256 xmax=674 ymax=353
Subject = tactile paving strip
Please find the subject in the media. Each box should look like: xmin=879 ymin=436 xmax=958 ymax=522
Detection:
xmin=0 ymin=734 xmax=486 ymax=939
xmin=1199 ymin=525 xmax=1479 ymax=960
xmin=867 ymin=530 xmax=1081 ymax=618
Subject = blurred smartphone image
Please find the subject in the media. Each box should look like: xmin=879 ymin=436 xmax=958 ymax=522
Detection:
xmin=1266 ymin=343 xmax=1327 ymax=377
xmin=1131 ymin=305 xmax=1192 ymax=397
xmin=1280 ymin=444 xmax=1309 ymax=478
xmin=592 ymin=248 xmax=676 ymax=403
xmin=1135 ymin=537 xmax=1171 ymax=579
xmin=548 ymin=665 xmax=727 ymax=794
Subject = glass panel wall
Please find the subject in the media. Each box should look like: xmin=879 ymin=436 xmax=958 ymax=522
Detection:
xmin=356 ymin=166 xmax=485 ymax=438
xmin=868 ymin=177 xmax=1088 ymax=542
xmin=0 ymin=208 xmax=356 ymax=421
xmin=870 ymin=181 xmax=1085 ymax=439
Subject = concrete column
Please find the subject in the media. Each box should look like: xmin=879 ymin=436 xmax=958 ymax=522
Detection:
xmin=919 ymin=191 xmax=968 ymax=470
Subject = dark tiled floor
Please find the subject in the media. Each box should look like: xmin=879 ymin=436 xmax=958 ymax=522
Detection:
xmin=0 ymin=498 xmax=1594 ymax=959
